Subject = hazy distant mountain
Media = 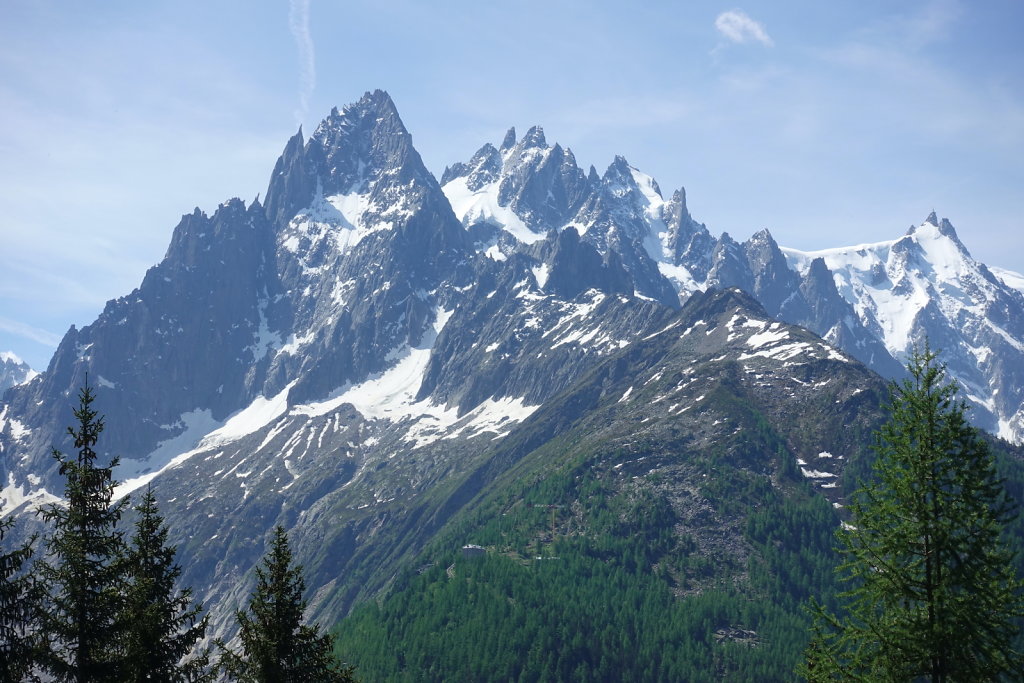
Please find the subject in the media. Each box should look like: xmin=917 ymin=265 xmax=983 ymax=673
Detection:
xmin=784 ymin=214 xmax=1024 ymax=444
xmin=0 ymin=351 xmax=36 ymax=394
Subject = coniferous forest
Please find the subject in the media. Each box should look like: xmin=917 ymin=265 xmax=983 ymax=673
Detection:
xmin=332 ymin=474 xmax=841 ymax=681
xmin=0 ymin=383 xmax=355 ymax=682
xmin=3 ymin=352 xmax=1024 ymax=681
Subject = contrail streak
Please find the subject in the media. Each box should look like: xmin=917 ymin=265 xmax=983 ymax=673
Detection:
xmin=289 ymin=0 xmax=316 ymax=126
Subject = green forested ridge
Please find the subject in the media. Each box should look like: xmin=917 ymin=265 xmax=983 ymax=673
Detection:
xmin=324 ymin=321 xmax=882 ymax=680
xmin=328 ymin=343 xmax=1024 ymax=682
xmin=334 ymin=445 xmax=1024 ymax=682
xmin=333 ymin=460 xmax=845 ymax=681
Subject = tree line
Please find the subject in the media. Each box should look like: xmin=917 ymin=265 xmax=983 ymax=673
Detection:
xmin=0 ymin=381 xmax=356 ymax=682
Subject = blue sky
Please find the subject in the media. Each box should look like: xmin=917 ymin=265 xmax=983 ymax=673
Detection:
xmin=1 ymin=0 xmax=1022 ymax=370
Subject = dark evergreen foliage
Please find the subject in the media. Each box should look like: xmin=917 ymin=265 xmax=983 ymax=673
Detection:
xmin=219 ymin=525 xmax=356 ymax=682
xmin=333 ymin=471 xmax=838 ymax=681
xmin=35 ymin=381 xmax=130 ymax=682
xmin=804 ymin=347 xmax=1024 ymax=681
xmin=0 ymin=515 xmax=39 ymax=682
xmin=122 ymin=485 xmax=211 ymax=682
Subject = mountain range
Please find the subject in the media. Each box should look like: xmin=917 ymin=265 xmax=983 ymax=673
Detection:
xmin=2 ymin=90 xmax=1023 ymax=676
xmin=0 ymin=351 xmax=36 ymax=395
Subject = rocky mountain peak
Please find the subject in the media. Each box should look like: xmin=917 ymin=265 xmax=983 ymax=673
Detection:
xmin=0 ymin=352 xmax=37 ymax=395
xmin=744 ymin=229 xmax=788 ymax=274
xmin=310 ymin=90 xmax=418 ymax=189
xmin=900 ymin=213 xmax=968 ymax=259
xmin=603 ymin=155 xmax=634 ymax=185
xmin=594 ymin=157 xmax=644 ymax=210
xmin=743 ymin=229 xmax=771 ymax=255
xmin=896 ymin=214 xmax=973 ymax=276
xmin=670 ymin=187 xmax=688 ymax=211
xmin=662 ymin=187 xmax=711 ymax=266
xmin=937 ymin=217 xmax=959 ymax=240
xmin=805 ymin=256 xmax=832 ymax=282
xmin=536 ymin=227 xmax=633 ymax=299
xmin=320 ymin=89 xmax=402 ymax=131
xmin=560 ymin=146 xmax=577 ymax=166
xmin=265 ymin=90 xmax=441 ymax=235
xmin=263 ymin=128 xmax=313 ymax=228
xmin=680 ymin=286 xmax=768 ymax=325
xmin=706 ymin=232 xmax=754 ymax=293
xmin=742 ymin=228 xmax=804 ymax=316
xmin=166 ymin=199 xmax=260 ymax=267
xmin=521 ymin=125 xmax=547 ymax=149
xmin=500 ymin=127 xmax=517 ymax=152
xmin=440 ymin=143 xmax=502 ymax=190
xmin=447 ymin=129 xmax=588 ymax=235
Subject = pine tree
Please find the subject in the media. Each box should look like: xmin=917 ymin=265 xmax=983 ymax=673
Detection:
xmin=219 ymin=525 xmax=356 ymax=682
xmin=803 ymin=347 xmax=1024 ymax=681
xmin=36 ymin=381 xmax=130 ymax=682
xmin=1 ymin=516 xmax=39 ymax=681
xmin=122 ymin=485 xmax=211 ymax=682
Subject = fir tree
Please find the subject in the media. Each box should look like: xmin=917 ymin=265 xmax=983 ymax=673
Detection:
xmin=803 ymin=347 xmax=1024 ymax=681
xmin=0 ymin=515 xmax=39 ymax=681
xmin=36 ymin=381 xmax=130 ymax=682
xmin=122 ymin=485 xmax=211 ymax=682
xmin=219 ymin=525 xmax=356 ymax=682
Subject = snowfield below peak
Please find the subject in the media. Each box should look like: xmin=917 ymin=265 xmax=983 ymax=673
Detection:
xmin=1 ymin=471 xmax=59 ymax=516
xmin=782 ymin=218 xmax=1005 ymax=357
xmin=783 ymin=217 xmax=1024 ymax=444
xmin=442 ymin=177 xmax=545 ymax=245
xmin=280 ymin=189 xmax=398 ymax=271
xmin=992 ymin=266 xmax=1024 ymax=295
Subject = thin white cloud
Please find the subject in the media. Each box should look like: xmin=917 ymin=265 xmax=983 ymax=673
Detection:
xmin=909 ymin=0 xmax=961 ymax=45
xmin=715 ymin=10 xmax=774 ymax=47
xmin=288 ymin=0 xmax=316 ymax=126
xmin=0 ymin=316 xmax=61 ymax=348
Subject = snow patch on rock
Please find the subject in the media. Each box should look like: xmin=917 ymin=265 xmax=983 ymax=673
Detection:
xmin=443 ymin=177 xmax=545 ymax=245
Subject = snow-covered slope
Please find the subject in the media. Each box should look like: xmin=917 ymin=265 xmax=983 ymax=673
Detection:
xmin=442 ymin=131 xmax=684 ymax=301
xmin=0 ymin=351 xmax=37 ymax=394
xmin=443 ymin=130 xmax=902 ymax=377
xmin=445 ymin=129 xmax=1023 ymax=443
xmin=784 ymin=213 xmax=1024 ymax=442
xmin=992 ymin=266 xmax=1024 ymax=295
